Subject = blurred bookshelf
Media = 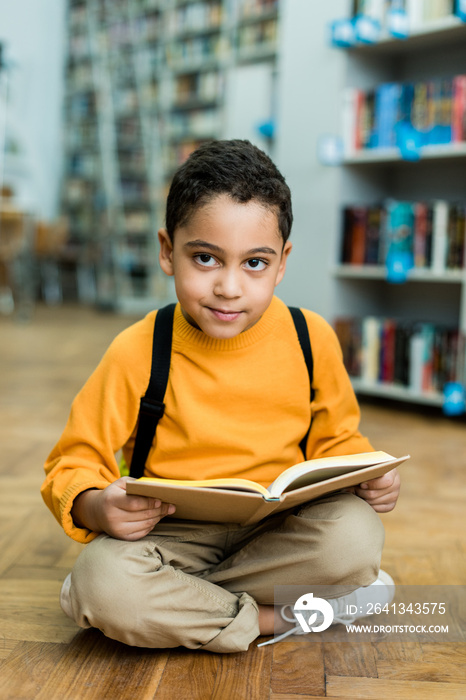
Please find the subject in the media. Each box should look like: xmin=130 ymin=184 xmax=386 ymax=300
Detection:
xmin=330 ymin=0 xmax=466 ymax=408
xmin=63 ymin=0 xmax=280 ymax=312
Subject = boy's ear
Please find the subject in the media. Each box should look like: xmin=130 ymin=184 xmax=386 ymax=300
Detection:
xmin=275 ymin=240 xmax=292 ymax=287
xmin=158 ymin=229 xmax=174 ymax=276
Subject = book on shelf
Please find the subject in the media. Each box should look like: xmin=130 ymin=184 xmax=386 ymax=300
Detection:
xmin=413 ymin=202 xmax=433 ymax=268
xmin=411 ymin=0 xmax=456 ymax=25
xmin=342 ymin=74 xmax=466 ymax=156
xmin=339 ymin=198 xmax=465 ymax=273
xmin=386 ymin=200 xmax=415 ymax=266
xmin=340 ymin=204 xmax=386 ymax=265
xmin=335 ymin=316 xmax=466 ymax=394
xmin=169 ymin=2 xmax=223 ymax=34
xmin=374 ymin=82 xmax=400 ymax=148
xmin=126 ymin=451 xmax=409 ymax=525
xmin=351 ymin=0 xmax=386 ymax=24
xmin=431 ymin=200 xmax=449 ymax=272
xmin=447 ymin=204 xmax=466 ymax=268
xmin=350 ymin=0 xmax=456 ymax=34
xmin=380 ymin=318 xmax=397 ymax=384
xmin=361 ymin=317 xmax=382 ymax=383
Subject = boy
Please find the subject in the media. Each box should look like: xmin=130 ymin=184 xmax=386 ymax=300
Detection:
xmin=42 ymin=140 xmax=400 ymax=652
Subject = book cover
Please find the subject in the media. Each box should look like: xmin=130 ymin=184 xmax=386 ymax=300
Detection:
xmin=349 ymin=207 xmax=368 ymax=264
xmin=334 ymin=317 xmax=362 ymax=377
xmin=413 ymin=202 xmax=429 ymax=268
xmin=409 ymin=330 xmax=425 ymax=393
xmin=406 ymin=0 xmax=424 ymax=29
xmin=342 ymin=88 xmax=360 ymax=156
xmin=431 ymin=200 xmax=449 ymax=273
xmin=126 ymin=452 xmax=409 ymax=525
xmin=380 ymin=319 xmax=397 ymax=384
xmin=446 ymin=204 xmax=466 ymax=270
xmin=411 ymin=80 xmax=433 ymax=147
xmin=365 ymin=205 xmax=384 ymax=264
xmin=361 ymin=316 xmax=381 ymax=383
xmin=421 ymin=324 xmax=435 ymax=392
xmin=452 ymin=75 xmax=466 ymax=142
xmin=430 ymin=78 xmax=453 ymax=145
xmin=394 ymin=323 xmax=411 ymax=387
xmin=341 ymin=207 xmax=356 ymax=263
xmin=361 ymin=90 xmax=376 ymax=149
xmin=375 ymin=83 xmax=401 ymax=148
xmin=386 ymin=200 xmax=415 ymax=266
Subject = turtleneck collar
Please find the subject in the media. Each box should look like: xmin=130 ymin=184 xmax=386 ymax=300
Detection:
xmin=172 ymin=295 xmax=284 ymax=352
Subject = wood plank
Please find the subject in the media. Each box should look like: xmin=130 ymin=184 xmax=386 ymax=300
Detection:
xmin=419 ymin=642 xmax=466 ymax=664
xmin=152 ymin=647 xmax=220 ymax=699
xmin=0 ymin=641 xmax=65 ymax=700
xmin=323 ymin=641 xmax=377 ymax=678
xmin=270 ymin=640 xmax=325 ymax=696
xmin=0 ymin=578 xmax=79 ymax=644
xmin=1 ymin=566 xmax=73 ymax=582
xmin=54 ymin=541 xmax=85 ymax=569
xmin=0 ymin=639 xmax=20 ymax=661
xmin=326 ymin=675 xmax=466 ymax=699
xmin=270 ymin=695 xmax=327 ymax=700
xmin=0 ymin=505 xmax=74 ymax=576
xmin=377 ymin=659 xmax=466 ymax=683
xmin=0 ymin=631 xmax=169 ymax=700
xmin=373 ymin=640 xmax=424 ymax=662
xmin=212 ymin=642 xmax=273 ymax=699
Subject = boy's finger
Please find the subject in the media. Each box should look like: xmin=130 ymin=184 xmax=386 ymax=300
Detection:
xmin=360 ymin=470 xmax=395 ymax=490
xmin=357 ymin=487 xmax=398 ymax=503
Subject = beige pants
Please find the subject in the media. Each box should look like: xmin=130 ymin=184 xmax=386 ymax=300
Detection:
xmin=67 ymin=492 xmax=384 ymax=653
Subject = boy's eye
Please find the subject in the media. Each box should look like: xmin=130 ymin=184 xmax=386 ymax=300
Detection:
xmin=195 ymin=254 xmax=217 ymax=267
xmin=245 ymin=258 xmax=267 ymax=271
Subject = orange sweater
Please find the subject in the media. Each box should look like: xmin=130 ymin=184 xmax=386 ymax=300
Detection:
xmin=41 ymin=296 xmax=373 ymax=543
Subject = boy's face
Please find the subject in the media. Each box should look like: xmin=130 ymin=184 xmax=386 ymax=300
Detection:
xmin=158 ymin=194 xmax=292 ymax=339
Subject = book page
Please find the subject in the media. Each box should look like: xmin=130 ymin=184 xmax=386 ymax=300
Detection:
xmin=267 ymin=451 xmax=394 ymax=498
xmin=136 ymin=476 xmax=271 ymax=498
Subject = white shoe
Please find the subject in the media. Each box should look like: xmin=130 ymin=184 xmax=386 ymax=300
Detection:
xmin=258 ymin=570 xmax=395 ymax=646
xmin=60 ymin=573 xmax=73 ymax=619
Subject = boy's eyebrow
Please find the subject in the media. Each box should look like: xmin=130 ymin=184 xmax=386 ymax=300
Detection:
xmin=184 ymin=239 xmax=278 ymax=256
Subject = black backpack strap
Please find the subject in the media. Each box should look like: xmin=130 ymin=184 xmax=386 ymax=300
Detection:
xmin=288 ymin=306 xmax=315 ymax=458
xmin=129 ymin=303 xmax=176 ymax=478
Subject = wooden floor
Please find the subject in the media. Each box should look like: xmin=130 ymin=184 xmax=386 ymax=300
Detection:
xmin=0 ymin=304 xmax=465 ymax=699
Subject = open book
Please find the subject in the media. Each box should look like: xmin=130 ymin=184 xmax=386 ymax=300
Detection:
xmin=126 ymin=451 xmax=409 ymax=526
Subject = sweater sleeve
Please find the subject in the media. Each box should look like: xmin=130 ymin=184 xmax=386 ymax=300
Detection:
xmin=302 ymin=310 xmax=374 ymax=460
xmin=41 ymin=318 xmax=152 ymax=543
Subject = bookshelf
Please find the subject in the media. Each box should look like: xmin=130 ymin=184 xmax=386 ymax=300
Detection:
xmin=63 ymin=0 xmax=280 ymax=313
xmin=331 ymin=7 xmax=466 ymax=408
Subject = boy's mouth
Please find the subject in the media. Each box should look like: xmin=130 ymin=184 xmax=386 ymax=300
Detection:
xmin=208 ymin=307 xmax=243 ymax=322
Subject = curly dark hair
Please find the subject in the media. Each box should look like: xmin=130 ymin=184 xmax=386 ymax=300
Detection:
xmin=165 ymin=139 xmax=293 ymax=243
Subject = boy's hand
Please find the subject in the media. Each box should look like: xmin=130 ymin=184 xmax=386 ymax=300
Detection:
xmin=72 ymin=477 xmax=176 ymax=541
xmin=351 ymin=467 xmax=400 ymax=513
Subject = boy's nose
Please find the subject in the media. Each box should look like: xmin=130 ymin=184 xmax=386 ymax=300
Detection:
xmin=213 ymin=269 xmax=242 ymax=298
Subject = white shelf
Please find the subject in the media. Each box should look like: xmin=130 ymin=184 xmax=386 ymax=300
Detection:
xmin=351 ymin=379 xmax=444 ymax=407
xmin=343 ymin=142 xmax=466 ymax=166
xmin=333 ymin=265 xmax=465 ymax=284
xmin=326 ymin=7 xmax=466 ymax=408
xmin=349 ymin=14 xmax=466 ymax=54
